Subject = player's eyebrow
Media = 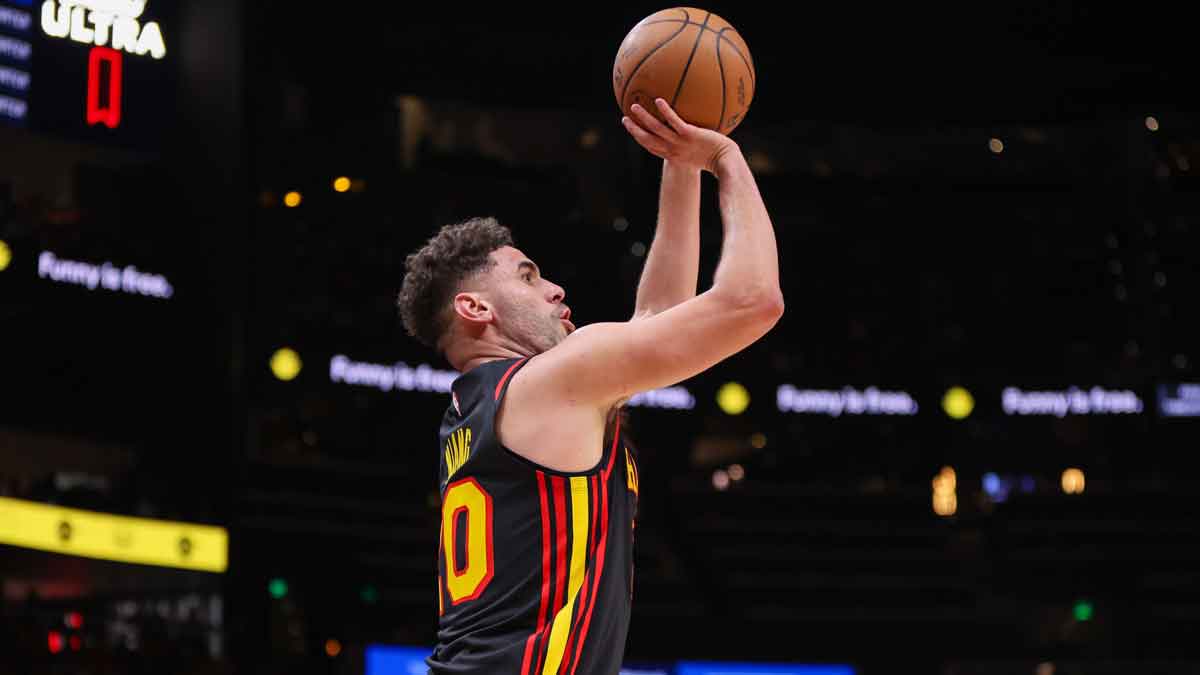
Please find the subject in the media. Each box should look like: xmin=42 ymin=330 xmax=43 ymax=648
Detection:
xmin=518 ymin=260 xmax=540 ymax=277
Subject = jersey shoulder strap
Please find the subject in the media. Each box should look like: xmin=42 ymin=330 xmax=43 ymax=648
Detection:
xmin=439 ymin=357 xmax=529 ymax=487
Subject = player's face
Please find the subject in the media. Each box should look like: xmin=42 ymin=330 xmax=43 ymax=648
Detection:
xmin=487 ymin=246 xmax=573 ymax=354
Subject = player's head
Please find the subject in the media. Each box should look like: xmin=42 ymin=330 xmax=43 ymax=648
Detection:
xmin=397 ymin=217 xmax=572 ymax=368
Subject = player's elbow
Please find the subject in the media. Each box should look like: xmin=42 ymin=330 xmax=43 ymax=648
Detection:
xmin=752 ymin=289 xmax=785 ymax=326
xmin=713 ymin=286 xmax=784 ymax=328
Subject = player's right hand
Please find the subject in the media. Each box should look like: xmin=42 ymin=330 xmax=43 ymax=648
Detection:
xmin=621 ymin=98 xmax=739 ymax=175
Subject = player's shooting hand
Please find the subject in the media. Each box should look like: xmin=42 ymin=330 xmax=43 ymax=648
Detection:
xmin=621 ymin=98 xmax=739 ymax=174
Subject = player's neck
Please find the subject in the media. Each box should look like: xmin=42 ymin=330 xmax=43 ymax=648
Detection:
xmin=448 ymin=337 xmax=529 ymax=374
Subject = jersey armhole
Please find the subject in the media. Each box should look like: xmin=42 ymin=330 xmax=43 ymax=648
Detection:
xmin=492 ymin=356 xmax=613 ymax=477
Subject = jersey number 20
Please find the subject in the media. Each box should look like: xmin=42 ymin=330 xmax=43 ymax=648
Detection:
xmin=441 ymin=477 xmax=495 ymax=605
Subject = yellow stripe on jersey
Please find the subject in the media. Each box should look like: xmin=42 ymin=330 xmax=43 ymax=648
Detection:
xmin=625 ymin=447 xmax=639 ymax=496
xmin=540 ymin=476 xmax=590 ymax=675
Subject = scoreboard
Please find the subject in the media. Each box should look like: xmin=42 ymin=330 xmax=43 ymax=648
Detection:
xmin=0 ymin=0 xmax=176 ymax=150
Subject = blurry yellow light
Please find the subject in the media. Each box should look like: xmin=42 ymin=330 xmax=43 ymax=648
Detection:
xmin=932 ymin=466 xmax=957 ymax=516
xmin=749 ymin=432 xmax=766 ymax=449
xmin=325 ymin=639 xmax=342 ymax=657
xmin=333 ymin=177 xmax=351 ymax=193
xmin=0 ymin=240 xmax=11 ymax=271
xmin=989 ymin=138 xmax=1004 ymax=154
xmin=933 ymin=490 xmax=957 ymax=516
xmin=716 ymin=382 xmax=750 ymax=415
xmin=270 ymin=348 xmax=302 ymax=381
xmin=1145 ymin=116 xmax=1159 ymax=132
xmin=283 ymin=191 xmax=302 ymax=208
xmin=942 ymin=386 xmax=974 ymax=420
xmin=937 ymin=466 xmax=956 ymax=490
xmin=1061 ymin=467 xmax=1085 ymax=495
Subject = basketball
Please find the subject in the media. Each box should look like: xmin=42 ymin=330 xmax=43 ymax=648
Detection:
xmin=613 ymin=7 xmax=755 ymax=135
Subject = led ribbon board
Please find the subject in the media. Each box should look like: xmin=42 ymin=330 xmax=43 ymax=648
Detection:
xmin=1001 ymin=386 xmax=1144 ymax=417
xmin=0 ymin=496 xmax=227 ymax=572
xmin=777 ymin=385 xmax=918 ymax=416
xmin=1158 ymin=383 xmax=1200 ymax=418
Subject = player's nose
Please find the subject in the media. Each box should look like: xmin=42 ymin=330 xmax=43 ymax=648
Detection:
xmin=547 ymin=282 xmax=565 ymax=305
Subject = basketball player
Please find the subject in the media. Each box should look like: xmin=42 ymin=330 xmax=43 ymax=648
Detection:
xmin=397 ymin=98 xmax=783 ymax=674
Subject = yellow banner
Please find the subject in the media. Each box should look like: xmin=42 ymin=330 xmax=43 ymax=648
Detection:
xmin=0 ymin=496 xmax=227 ymax=573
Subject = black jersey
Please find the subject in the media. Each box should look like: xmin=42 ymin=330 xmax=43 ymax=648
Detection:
xmin=429 ymin=357 xmax=640 ymax=675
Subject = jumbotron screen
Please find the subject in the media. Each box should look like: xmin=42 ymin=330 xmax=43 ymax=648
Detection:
xmin=0 ymin=0 xmax=177 ymax=149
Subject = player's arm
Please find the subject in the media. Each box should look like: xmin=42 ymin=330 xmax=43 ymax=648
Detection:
xmin=518 ymin=99 xmax=783 ymax=409
xmin=631 ymin=159 xmax=701 ymax=320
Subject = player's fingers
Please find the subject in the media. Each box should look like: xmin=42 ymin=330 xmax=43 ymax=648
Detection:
xmin=621 ymin=117 xmax=671 ymax=156
xmin=654 ymin=98 xmax=690 ymax=134
xmin=630 ymin=103 xmax=678 ymax=142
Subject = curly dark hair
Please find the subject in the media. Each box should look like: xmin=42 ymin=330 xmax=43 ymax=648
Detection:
xmin=397 ymin=217 xmax=514 ymax=350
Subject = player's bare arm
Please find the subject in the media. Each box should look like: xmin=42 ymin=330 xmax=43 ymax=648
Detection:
xmin=500 ymin=99 xmax=783 ymax=472
xmin=630 ymin=102 xmax=703 ymax=320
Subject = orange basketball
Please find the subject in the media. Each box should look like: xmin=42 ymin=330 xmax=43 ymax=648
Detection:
xmin=613 ymin=7 xmax=756 ymax=135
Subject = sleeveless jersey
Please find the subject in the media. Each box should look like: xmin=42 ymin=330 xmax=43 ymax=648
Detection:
xmin=429 ymin=357 xmax=640 ymax=675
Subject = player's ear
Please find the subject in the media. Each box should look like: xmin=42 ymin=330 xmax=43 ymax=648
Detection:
xmin=453 ymin=291 xmax=492 ymax=325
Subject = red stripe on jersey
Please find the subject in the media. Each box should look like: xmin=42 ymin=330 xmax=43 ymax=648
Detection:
xmin=568 ymin=417 xmax=621 ymax=674
xmin=532 ymin=476 xmax=568 ymax=674
xmin=521 ymin=471 xmax=554 ymax=675
xmin=494 ymin=358 xmax=528 ymax=401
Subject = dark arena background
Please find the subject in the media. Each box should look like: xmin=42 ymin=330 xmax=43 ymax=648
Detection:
xmin=2 ymin=2 xmax=1198 ymax=674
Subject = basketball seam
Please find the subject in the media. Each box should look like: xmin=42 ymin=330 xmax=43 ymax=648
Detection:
xmin=618 ymin=10 xmax=692 ymax=110
xmin=670 ymin=11 xmax=712 ymax=108
xmin=716 ymin=29 xmax=727 ymax=131
xmin=641 ymin=19 xmax=755 ymax=86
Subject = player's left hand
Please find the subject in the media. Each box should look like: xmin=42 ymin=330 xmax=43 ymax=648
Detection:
xmin=621 ymin=98 xmax=738 ymax=174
